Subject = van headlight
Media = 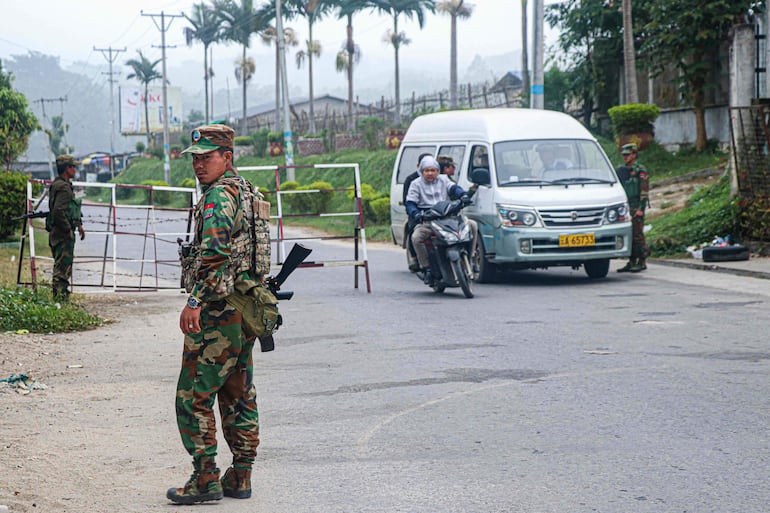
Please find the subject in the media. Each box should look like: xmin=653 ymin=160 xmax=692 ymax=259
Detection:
xmin=498 ymin=205 xmax=541 ymax=228
xmin=604 ymin=203 xmax=629 ymax=224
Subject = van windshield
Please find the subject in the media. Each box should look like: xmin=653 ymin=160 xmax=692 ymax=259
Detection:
xmin=492 ymin=139 xmax=617 ymax=186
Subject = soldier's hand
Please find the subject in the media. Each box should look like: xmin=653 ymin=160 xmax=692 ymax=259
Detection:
xmin=180 ymin=305 xmax=202 ymax=335
xmin=78 ymin=226 xmax=85 ymax=240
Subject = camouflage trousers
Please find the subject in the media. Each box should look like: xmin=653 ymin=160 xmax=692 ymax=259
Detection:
xmin=50 ymin=237 xmax=74 ymax=300
xmin=631 ymin=215 xmax=649 ymax=259
xmin=175 ymin=298 xmax=260 ymax=466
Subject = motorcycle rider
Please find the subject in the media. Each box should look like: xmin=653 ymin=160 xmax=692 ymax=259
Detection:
xmin=406 ymin=156 xmax=478 ymax=285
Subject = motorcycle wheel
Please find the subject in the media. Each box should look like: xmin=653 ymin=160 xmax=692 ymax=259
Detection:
xmin=452 ymin=255 xmax=474 ymax=298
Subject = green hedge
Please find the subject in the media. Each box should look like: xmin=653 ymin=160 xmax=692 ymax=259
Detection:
xmin=608 ymin=103 xmax=660 ymax=137
xmin=0 ymin=170 xmax=32 ymax=240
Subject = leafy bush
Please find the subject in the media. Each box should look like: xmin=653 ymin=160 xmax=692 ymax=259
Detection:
xmin=234 ymin=136 xmax=252 ymax=146
xmin=0 ymin=287 xmax=103 ymax=332
xmin=179 ymin=177 xmax=197 ymax=189
xmin=136 ymin=141 xmax=146 ymax=153
xmin=141 ymin=180 xmax=171 ymax=205
xmin=301 ymin=181 xmax=334 ymax=213
xmin=357 ymin=117 xmax=384 ymax=151
xmin=0 ymin=170 xmax=31 ymax=240
xmin=369 ymin=197 xmax=390 ymax=224
xmin=251 ymin=128 xmax=270 ymax=157
xmin=268 ymin=131 xmax=282 ymax=143
xmin=607 ymin=103 xmax=660 ymax=137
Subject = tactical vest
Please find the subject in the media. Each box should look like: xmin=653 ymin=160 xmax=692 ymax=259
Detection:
xmin=622 ymin=165 xmax=643 ymax=209
xmin=45 ymin=186 xmax=82 ymax=233
xmin=180 ymin=175 xmax=271 ymax=296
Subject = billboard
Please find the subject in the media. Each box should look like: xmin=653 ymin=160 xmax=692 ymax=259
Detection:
xmin=119 ymin=86 xmax=183 ymax=135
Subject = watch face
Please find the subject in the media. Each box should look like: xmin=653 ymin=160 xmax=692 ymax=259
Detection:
xmin=187 ymin=297 xmax=200 ymax=308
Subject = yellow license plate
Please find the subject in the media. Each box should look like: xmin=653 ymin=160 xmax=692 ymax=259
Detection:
xmin=559 ymin=233 xmax=595 ymax=247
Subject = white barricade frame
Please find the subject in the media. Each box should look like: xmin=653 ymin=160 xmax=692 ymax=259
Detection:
xmin=17 ymin=179 xmax=198 ymax=292
xmin=239 ymin=163 xmax=371 ymax=293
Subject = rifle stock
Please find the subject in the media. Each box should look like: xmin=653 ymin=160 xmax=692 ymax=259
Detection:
xmin=266 ymin=243 xmax=312 ymax=300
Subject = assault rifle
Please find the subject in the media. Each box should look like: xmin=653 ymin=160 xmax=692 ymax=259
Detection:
xmin=10 ymin=211 xmax=48 ymax=221
xmin=266 ymin=243 xmax=312 ymax=301
xmin=258 ymin=243 xmax=311 ymax=352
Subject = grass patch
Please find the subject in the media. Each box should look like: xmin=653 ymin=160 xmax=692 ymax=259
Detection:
xmin=646 ymin=174 xmax=739 ymax=256
xmin=0 ymin=286 xmax=103 ymax=333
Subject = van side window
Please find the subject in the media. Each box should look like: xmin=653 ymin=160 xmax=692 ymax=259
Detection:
xmin=397 ymin=146 xmax=435 ymax=183
xmin=469 ymin=145 xmax=490 ymax=175
xmin=437 ymin=145 xmax=465 ymax=169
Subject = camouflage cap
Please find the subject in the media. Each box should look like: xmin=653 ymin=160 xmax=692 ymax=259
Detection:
xmin=621 ymin=143 xmax=638 ymax=155
xmin=56 ymin=154 xmax=80 ymax=167
xmin=182 ymin=123 xmax=235 ymax=154
xmin=437 ymin=155 xmax=455 ymax=166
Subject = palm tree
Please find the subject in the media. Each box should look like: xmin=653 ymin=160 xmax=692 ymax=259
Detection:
xmin=436 ymin=1 xmax=473 ymax=109
xmin=125 ymin=50 xmax=162 ymax=148
xmin=335 ymin=0 xmax=372 ymax=131
xmin=369 ymin=0 xmax=436 ymax=126
xmin=260 ymin=25 xmax=299 ymax=132
xmin=214 ymin=0 xmax=269 ymax=135
xmin=621 ymin=0 xmax=639 ymax=103
xmin=268 ymin=1 xmax=333 ymax=135
xmin=184 ymin=3 xmax=224 ymax=124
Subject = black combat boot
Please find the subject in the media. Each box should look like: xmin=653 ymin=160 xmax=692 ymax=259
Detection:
xmin=617 ymin=258 xmax=636 ymax=273
xmin=167 ymin=456 xmax=223 ymax=504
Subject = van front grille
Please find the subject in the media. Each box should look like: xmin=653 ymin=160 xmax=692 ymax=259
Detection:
xmin=539 ymin=207 xmax=604 ymax=227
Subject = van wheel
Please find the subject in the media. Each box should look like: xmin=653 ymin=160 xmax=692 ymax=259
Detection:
xmin=584 ymin=259 xmax=610 ymax=279
xmin=474 ymin=237 xmax=498 ymax=283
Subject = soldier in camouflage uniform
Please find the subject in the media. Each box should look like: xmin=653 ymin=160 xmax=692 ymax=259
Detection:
xmin=168 ymin=123 xmax=270 ymax=504
xmin=48 ymin=154 xmax=85 ymax=301
xmin=616 ymin=143 xmax=649 ymax=273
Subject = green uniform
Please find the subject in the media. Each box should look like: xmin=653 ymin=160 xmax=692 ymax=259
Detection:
xmin=48 ymin=175 xmax=82 ymax=300
xmin=175 ymin=170 xmax=264 ymax=467
xmin=620 ymin=162 xmax=649 ymax=259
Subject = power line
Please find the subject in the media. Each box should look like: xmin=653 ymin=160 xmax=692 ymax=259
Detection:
xmin=32 ymin=96 xmax=68 ymax=180
xmin=141 ymin=10 xmax=183 ymax=185
xmin=94 ymin=46 xmax=127 ymax=178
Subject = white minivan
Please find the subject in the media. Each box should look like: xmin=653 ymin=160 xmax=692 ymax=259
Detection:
xmin=390 ymin=108 xmax=632 ymax=281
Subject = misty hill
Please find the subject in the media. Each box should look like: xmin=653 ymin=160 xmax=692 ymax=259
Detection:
xmin=6 ymin=50 xmax=521 ymax=161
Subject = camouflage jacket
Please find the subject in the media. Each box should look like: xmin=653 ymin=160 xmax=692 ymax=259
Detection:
xmin=48 ymin=176 xmax=82 ymax=245
xmin=621 ymin=162 xmax=649 ymax=212
xmin=186 ymin=170 xmax=271 ymax=302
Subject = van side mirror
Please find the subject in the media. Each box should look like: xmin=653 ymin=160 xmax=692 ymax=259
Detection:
xmin=470 ymin=168 xmax=491 ymax=186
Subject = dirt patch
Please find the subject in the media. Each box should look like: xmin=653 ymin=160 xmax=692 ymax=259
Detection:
xmin=647 ymin=168 xmax=724 ymax=221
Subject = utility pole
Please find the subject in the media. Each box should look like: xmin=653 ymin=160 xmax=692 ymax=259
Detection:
xmin=94 ymin=46 xmax=126 ymax=178
xmin=530 ymin=0 xmax=544 ymax=109
xmin=275 ymin=0 xmax=295 ymax=181
xmin=33 ymin=96 xmax=68 ymax=180
xmin=142 ymin=10 xmax=183 ymax=185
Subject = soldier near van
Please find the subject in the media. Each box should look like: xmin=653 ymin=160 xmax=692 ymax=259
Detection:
xmin=616 ymin=143 xmax=650 ymax=273
xmin=168 ymin=123 xmax=274 ymax=504
xmin=47 ymin=154 xmax=85 ymax=301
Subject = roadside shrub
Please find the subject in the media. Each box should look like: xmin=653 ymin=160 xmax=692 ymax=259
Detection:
xmin=251 ymin=128 xmax=270 ymax=157
xmin=136 ymin=141 xmax=146 ymax=153
xmin=234 ymin=136 xmax=252 ymax=146
xmin=607 ymin=103 xmax=660 ymax=137
xmin=179 ymin=177 xmax=197 ymax=189
xmin=0 ymin=170 xmax=30 ymax=240
xmin=0 ymin=286 xmax=103 ymax=332
xmin=357 ymin=117 xmax=384 ymax=151
xmin=346 ymin=183 xmax=387 ymax=222
xmin=369 ymin=197 xmax=390 ymax=224
xmin=141 ymin=180 xmax=171 ymax=206
xmin=303 ymin=181 xmax=334 ymax=213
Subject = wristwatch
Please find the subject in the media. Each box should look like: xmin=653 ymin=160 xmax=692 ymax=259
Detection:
xmin=187 ymin=296 xmax=202 ymax=309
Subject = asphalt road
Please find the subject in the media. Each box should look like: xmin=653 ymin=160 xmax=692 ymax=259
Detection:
xmin=230 ymin=240 xmax=770 ymax=513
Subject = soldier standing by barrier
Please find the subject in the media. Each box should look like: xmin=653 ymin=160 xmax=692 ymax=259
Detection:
xmin=616 ymin=143 xmax=650 ymax=273
xmin=47 ymin=154 xmax=85 ymax=301
xmin=168 ymin=123 xmax=275 ymax=504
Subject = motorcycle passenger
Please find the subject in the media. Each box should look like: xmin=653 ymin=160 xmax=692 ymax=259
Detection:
xmin=406 ymin=156 xmax=478 ymax=285
xmin=404 ymin=152 xmax=434 ymax=272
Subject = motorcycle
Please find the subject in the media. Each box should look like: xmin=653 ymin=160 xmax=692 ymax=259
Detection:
xmin=412 ymin=197 xmax=476 ymax=298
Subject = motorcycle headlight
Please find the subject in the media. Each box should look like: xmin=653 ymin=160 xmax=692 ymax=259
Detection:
xmin=434 ymin=225 xmax=459 ymax=243
xmin=498 ymin=205 xmax=541 ymax=228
